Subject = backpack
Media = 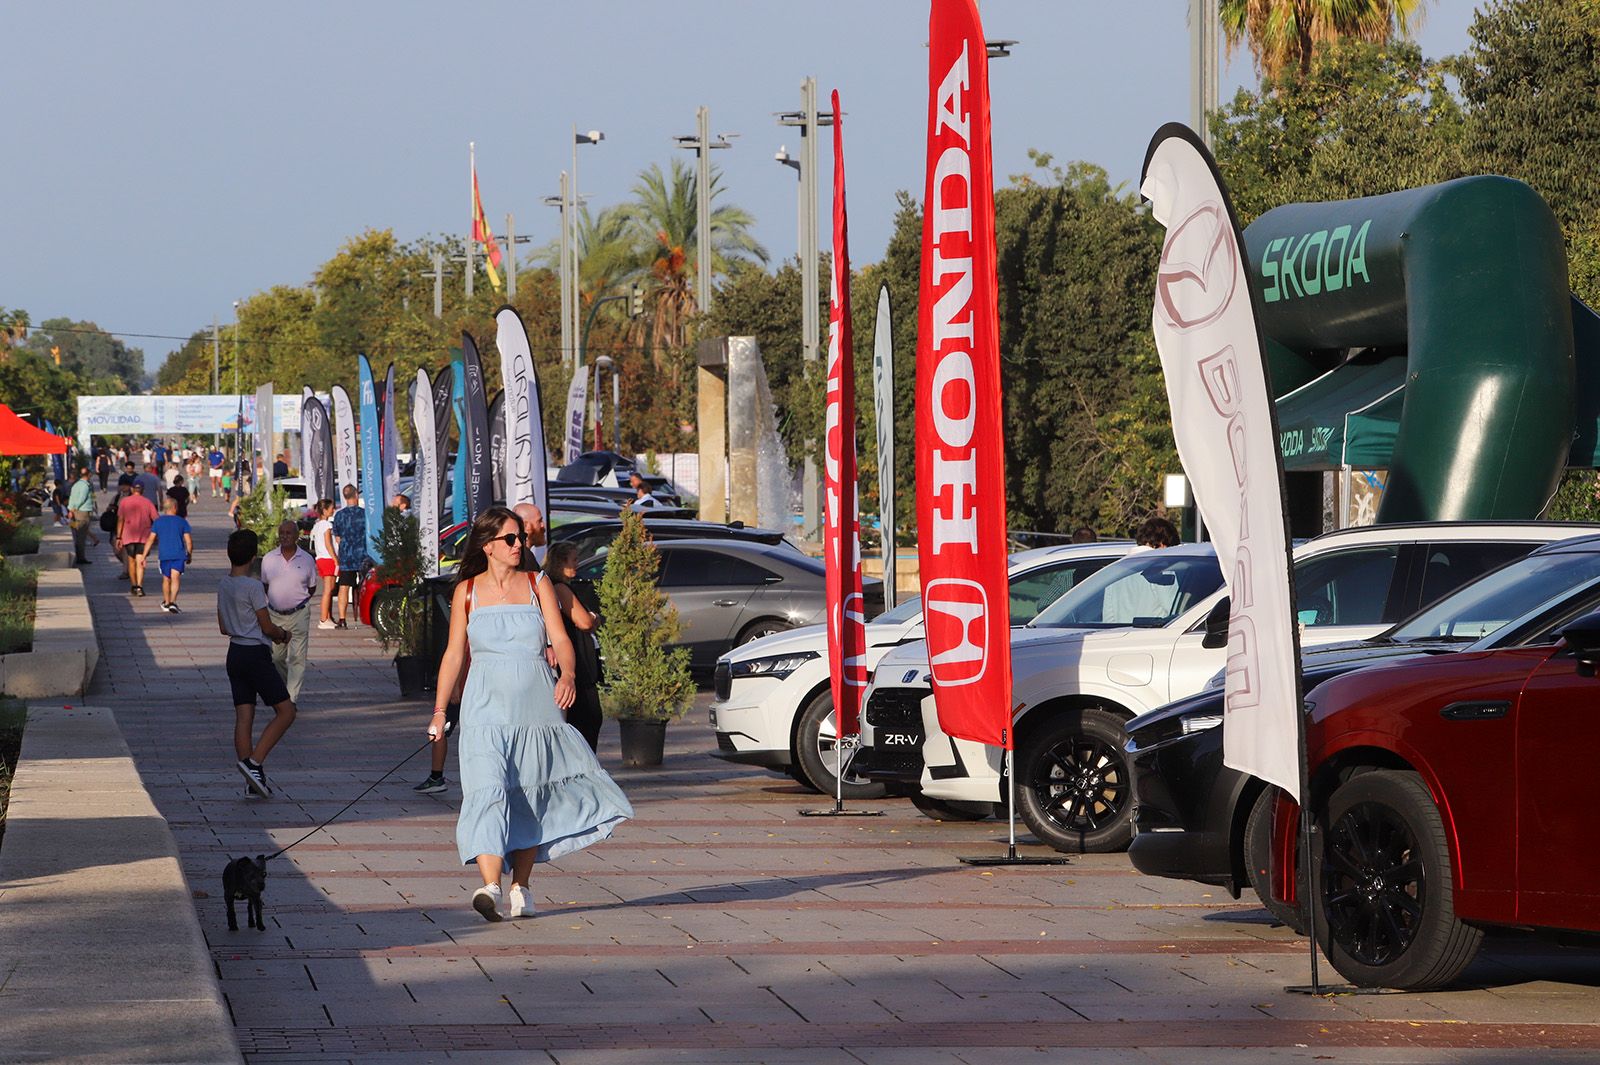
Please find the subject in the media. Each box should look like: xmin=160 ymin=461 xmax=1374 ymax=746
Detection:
xmin=99 ymin=497 xmax=118 ymax=533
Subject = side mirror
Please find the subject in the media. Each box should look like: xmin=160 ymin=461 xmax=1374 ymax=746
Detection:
xmin=1201 ymin=596 xmax=1232 ymax=650
xmin=1561 ymin=609 xmax=1600 ymax=677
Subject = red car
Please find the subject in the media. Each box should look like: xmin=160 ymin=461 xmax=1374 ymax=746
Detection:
xmin=358 ymin=521 xmax=470 ymax=627
xmin=1276 ymin=606 xmax=1600 ymax=989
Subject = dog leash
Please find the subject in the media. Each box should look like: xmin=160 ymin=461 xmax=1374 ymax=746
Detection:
xmin=264 ymin=737 xmax=436 ymax=861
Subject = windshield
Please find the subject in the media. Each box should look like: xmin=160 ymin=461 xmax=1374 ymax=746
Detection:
xmin=1388 ymin=549 xmax=1600 ymax=643
xmin=1030 ymin=551 xmax=1223 ymax=629
xmin=873 ymin=596 xmax=923 ymax=625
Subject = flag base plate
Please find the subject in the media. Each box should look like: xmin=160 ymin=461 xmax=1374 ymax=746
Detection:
xmin=799 ymin=808 xmax=884 ymax=817
xmin=959 ymin=853 xmax=1071 ymax=866
xmin=1284 ymin=983 xmax=1391 ymax=996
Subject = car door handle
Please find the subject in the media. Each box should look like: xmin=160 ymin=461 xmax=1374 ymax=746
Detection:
xmin=713 ymin=599 xmax=739 ymax=608
xmin=1439 ymin=700 xmax=1510 ymax=721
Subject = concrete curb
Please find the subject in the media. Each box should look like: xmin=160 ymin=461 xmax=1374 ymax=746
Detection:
xmin=0 ymin=569 xmax=98 ymax=697
xmin=0 ymin=705 xmax=244 ymax=1065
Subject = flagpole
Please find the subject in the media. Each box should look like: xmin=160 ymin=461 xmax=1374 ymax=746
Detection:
xmin=960 ymin=721 xmax=1069 ymax=866
xmin=467 ymin=142 xmax=476 ymax=300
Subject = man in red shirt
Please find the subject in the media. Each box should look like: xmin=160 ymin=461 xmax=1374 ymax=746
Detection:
xmin=116 ymin=484 xmax=159 ymax=597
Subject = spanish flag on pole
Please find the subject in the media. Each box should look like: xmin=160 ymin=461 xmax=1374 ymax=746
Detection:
xmin=472 ymin=151 xmax=504 ymax=292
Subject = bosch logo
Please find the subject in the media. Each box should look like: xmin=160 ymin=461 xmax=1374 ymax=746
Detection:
xmin=1155 ymin=202 xmax=1238 ymax=333
xmin=924 ymin=577 xmax=988 ymax=687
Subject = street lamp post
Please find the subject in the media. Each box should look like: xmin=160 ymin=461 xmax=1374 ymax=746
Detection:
xmin=572 ymin=128 xmax=605 ymax=365
xmin=544 ymin=178 xmax=570 ymax=364
xmin=232 ymin=300 xmax=242 ymax=474
xmin=674 ymin=108 xmax=732 ymax=316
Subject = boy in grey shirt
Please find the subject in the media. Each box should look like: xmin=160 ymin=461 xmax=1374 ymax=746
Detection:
xmin=220 ymin=529 xmax=294 ymax=797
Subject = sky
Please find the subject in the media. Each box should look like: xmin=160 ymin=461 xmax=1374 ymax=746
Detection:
xmin=0 ymin=1 xmax=1481 ymax=375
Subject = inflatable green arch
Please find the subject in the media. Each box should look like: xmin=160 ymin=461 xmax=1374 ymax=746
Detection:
xmin=1242 ymin=176 xmax=1596 ymax=523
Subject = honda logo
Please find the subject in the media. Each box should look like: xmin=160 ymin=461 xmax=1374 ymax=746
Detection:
xmin=924 ymin=577 xmax=988 ymax=687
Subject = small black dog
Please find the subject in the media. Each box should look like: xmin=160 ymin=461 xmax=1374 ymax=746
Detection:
xmin=223 ymin=855 xmax=267 ymax=932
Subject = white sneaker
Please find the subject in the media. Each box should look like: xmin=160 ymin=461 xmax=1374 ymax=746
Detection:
xmin=316 ymin=620 xmax=336 ymax=630
xmin=472 ymin=883 xmax=504 ymax=922
xmin=507 ymin=884 xmax=536 ymax=918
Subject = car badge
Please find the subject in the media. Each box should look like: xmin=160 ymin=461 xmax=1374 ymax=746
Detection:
xmin=902 ymin=669 xmax=919 ymax=684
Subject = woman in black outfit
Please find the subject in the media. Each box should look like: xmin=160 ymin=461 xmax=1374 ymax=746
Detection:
xmin=544 ymin=542 xmax=603 ymax=751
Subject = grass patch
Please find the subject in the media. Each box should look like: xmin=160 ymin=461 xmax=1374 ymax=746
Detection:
xmin=0 ymin=699 xmax=24 ymax=852
xmin=3 ymin=523 xmax=40 ymax=555
xmin=0 ymin=563 xmax=37 ymax=654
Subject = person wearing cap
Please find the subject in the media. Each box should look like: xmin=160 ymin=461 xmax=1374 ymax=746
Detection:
xmin=260 ymin=518 xmax=319 ymax=702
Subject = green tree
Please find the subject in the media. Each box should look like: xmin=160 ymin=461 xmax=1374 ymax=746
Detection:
xmin=1210 ymin=39 xmax=1468 ymax=223
xmin=0 ymin=308 xmax=28 ymax=358
xmin=596 ymin=511 xmax=694 ymax=722
xmin=1221 ymin=0 xmax=1426 ymax=81
xmin=24 ymin=318 xmax=145 ymax=390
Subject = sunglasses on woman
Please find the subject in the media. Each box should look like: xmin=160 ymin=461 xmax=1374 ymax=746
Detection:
xmin=491 ymin=532 xmax=527 ymax=548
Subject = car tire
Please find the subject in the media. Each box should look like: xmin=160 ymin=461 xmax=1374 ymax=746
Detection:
xmin=793 ymin=690 xmax=888 ymax=800
xmin=1316 ymin=769 xmax=1483 ymax=990
xmin=1015 ymin=708 xmax=1133 ymax=853
xmin=738 ymin=618 xmax=792 ymax=646
xmin=909 ymin=792 xmax=995 ymax=821
xmin=1244 ymin=785 xmax=1308 ymax=935
xmin=370 ymin=586 xmax=407 ymax=643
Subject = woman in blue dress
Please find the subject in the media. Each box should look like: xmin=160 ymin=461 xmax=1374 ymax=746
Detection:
xmin=430 ymin=506 xmax=632 ymax=922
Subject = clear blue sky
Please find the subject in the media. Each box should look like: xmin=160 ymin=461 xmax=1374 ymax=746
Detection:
xmin=1 ymin=1 xmax=1479 ymax=373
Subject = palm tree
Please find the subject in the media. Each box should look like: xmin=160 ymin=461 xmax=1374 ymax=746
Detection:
xmin=1221 ymin=0 xmax=1426 ymax=81
xmin=620 ymin=159 xmax=768 ymax=356
xmin=0 ymin=308 xmax=28 ymax=361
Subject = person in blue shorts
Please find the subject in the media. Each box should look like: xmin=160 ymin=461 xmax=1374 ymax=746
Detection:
xmin=144 ymin=497 xmax=193 ymax=614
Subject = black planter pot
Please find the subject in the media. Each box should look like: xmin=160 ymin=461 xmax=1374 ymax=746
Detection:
xmin=394 ymin=655 xmax=427 ymax=698
xmin=618 ymin=718 xmax=667 ymax=768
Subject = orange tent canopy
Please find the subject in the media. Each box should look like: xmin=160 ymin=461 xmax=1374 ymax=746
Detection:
xmin=0 ymin=405 xmax=69 ymax=455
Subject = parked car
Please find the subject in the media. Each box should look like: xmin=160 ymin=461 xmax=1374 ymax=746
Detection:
xmin=573 ymin=538 xmax=883 ymax=672
xmin=858 ymin=522 xmax=1596 ymax=853
xmin=556 ymin=450 xmax=636 ymax=487
xmin=358 ymin=520 xmax=471 ymax=627
xmin=1279 ymin=539 xmax=1600 ymax=989
xmin=710 ymin=541 xmax=1133 ymax=798
xmin=550 ymin=484 xmax=683 ymax=508
xmin=549 ymin=498 xmax=697 ymax=524
xmin=551 ymin=518 xmax=796 ymax=571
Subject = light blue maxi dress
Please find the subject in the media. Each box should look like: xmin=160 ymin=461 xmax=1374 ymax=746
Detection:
xmin=455 ymin=573 xmax=633 ymax=866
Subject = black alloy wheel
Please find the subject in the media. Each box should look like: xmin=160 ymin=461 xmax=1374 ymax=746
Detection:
xmin=1316 ymin=770 xmax=1482 ymax=989
xmin=1015 ymin=709 xmax=1133 ymax=853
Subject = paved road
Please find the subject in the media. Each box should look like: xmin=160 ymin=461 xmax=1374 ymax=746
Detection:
xmin=86 ymin=501 xmax=1600 ymax=1063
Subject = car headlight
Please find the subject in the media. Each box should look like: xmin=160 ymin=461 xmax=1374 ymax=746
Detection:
xmin=729 ymin=650 xmax=820 ymax=680
xmin=1179 ymin=713 xmax=1224 ymax=735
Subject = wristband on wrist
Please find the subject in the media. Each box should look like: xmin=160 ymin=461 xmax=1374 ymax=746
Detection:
xmin=431 ymin=709 xmax=447 ymax=716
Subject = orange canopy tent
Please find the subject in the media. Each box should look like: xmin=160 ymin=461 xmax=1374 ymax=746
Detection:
xmin=0 ymin=404 xmax=69 ymax=455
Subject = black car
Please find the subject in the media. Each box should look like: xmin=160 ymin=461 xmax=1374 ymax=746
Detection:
xmin=1126 ymin=534 xmax=1600 ymax=927
xmin=549 ymin=484 xmax=685 ymax=509
xmin=550 ymin=517 xmax=796 ymax=570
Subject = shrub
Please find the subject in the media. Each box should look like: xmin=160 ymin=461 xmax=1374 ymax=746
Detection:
xmin=595 ymin=511 xmax=694 ymax=722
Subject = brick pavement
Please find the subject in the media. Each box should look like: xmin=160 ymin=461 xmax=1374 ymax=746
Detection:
xmin=87 ymin=504 xmax=1600 ymax=1064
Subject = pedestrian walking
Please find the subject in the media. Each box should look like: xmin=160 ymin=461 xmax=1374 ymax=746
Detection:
xmin=430 ymin=506 xmax=632 ymax=922
xmin=221 ymin=529 xmax=295 ymax=798
xmin=66 ymin=466 xmax=98 ymax=566
xmin=144 ymin=497 xmax=193 ymax=613
xmin=167 ymin=473 xmax=191 ymax=518
xmin=222 ymin=469 xmax=233 ymax=503
xmin=209 ymin=446 xmax=225 ymax=497
xmin=310 ymin=499 xmax=338 ymax=629
xmin=545 ymin=541 xmax=603 ymax=751
xmin=330 ymin=483 xmax=368 ymax=629
xmin=116 ymin=482 xmax=159 ymax=597
xmin=261 ymin=518 xmax=318 ymax=703
xmin=136 ymin=463 xmax=163 ymax=509
xmin=94 ymin=448 xmax=112 ymax=491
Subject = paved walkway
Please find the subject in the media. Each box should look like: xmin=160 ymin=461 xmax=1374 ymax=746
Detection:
xmin=85 ymin=502 xmax=1600 ymax=1063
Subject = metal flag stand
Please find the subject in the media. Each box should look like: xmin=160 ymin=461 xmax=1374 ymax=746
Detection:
xmin=960 ymin=726 xmax=1071 ymax=866
xmin=800 ymin=716 xmax=882 ymax=817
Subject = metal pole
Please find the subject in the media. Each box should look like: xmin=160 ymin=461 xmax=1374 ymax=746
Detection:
xmin=467 ymin=142 xmax=476 ymax=299
xmin=1190 ymin=0 xmax=1219 ymax=147
xmin=506 ymin=212 xmax=517 ymax=300
xmin=212 ymin=317 xmax=219 ymax=394
xmin=696 ymin=106 xmax=712 ymax=315
xmin=802 ymin=78 xmax=821 ymax=544
xmin=611 ymin=363 xmax=619 ymax=453
xmin=572 ymin=127 xmax=582 ymax=367
xmin=432 ymin=251 xmax=444 ymax=318
xmin=557 ymin=173 xmax=572 ymax=364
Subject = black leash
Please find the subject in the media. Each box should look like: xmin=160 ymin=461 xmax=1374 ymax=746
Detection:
xmin=264 ymin=737 xmax=436 ymax=861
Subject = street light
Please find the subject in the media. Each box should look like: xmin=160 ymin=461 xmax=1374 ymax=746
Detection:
xmin=986 ymin=38 xmax=1018 ymax=58
xmin=571 ymin=127 xmax=605 ymax=370
xmin=593 ymin=353 xmax=619 ymax=451
xmin=674 ymin=107 xmax=733 ymax=316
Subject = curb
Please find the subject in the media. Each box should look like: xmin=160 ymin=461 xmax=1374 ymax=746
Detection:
xmin=0 ymin=705 xmax=244 ymax=1064
xmin=0 ymin=569 xmax=97 ymax=697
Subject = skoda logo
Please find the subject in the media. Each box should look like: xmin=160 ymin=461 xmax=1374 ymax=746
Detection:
xmin=1155 ymin=201 xmax=1238 ymax=332
xmin=923 ymin=577 xmax=988 ymax=687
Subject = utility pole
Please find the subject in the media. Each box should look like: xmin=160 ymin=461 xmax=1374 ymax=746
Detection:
xmin=777 ymin=79 xmax=832 ymax=542
xmin=1190 ymin=0 xmax=1219 ymax=147
xmin=675 ymin=107 xmax=732 ymax=315
xmin=466 ymin=142 xmax=476 ymax=300
xmin=211 ymin=316 xmax=220 ymax=394
xmin=423 ymin=251 xmax=444 ymax=318
xmin=545 ymin=176 xmax=570 ymax=364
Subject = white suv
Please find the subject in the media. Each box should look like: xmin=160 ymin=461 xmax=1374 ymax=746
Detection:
xmin=857 ymin=522 xmax=1600 ymax=852
xmin=709 ymin=541 xmax=1132 ymax=797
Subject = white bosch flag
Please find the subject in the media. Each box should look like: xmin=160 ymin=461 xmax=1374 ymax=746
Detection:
xmin=413 ymin=369 xmax=439 ymax=578
xmin=494 ymin=307 xmax=549 ymax=529
xmin=1140 ymin=123 xmax=1303 ymax=798
xmin=330 ymin=385 xmax=357 ymax=508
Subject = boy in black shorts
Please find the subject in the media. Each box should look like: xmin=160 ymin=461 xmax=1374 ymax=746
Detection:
xmin=219 ymin=529 xmax=295 ymax=797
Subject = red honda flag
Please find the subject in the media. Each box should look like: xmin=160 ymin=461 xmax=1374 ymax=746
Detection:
xmin=825 ymin=89 xmax=870 ymax=736
xmin=916 ymin=0 xmax=1011 ymax=749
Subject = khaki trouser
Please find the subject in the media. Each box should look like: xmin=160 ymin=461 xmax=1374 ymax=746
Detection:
xmin=268 ymin=604 xmax=311 ymax=702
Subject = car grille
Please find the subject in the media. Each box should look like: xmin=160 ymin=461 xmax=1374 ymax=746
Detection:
xmin=864 ymin=687 xmax=926 ymax=775
xmin=865 ymin=687 xmax=923 ymax=730
xmin=713 ymin=661 xmax=731 ymax=701
xmin=716 ymin=732 xmax=738 ymax=753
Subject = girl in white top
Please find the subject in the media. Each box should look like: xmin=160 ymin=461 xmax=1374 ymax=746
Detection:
xmin=311 ymin=500 xmax=339 ymax=628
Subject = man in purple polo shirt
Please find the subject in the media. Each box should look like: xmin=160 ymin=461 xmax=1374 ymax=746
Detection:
xmin=260 ymin=518 xmax=318 ymax=703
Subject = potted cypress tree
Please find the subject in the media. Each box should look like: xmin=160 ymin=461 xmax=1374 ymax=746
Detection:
xmin=595 ymin=510 xmax=694 ymax=766
xmin=371 ymin=505 xmax=427 ymax=696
